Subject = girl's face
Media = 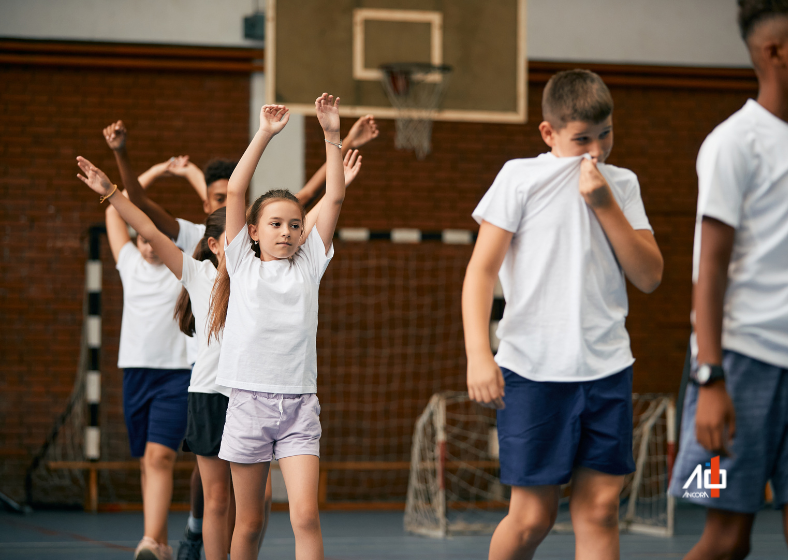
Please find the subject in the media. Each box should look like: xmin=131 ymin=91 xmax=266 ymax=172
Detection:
xmin=207 ymin=231 xmax=227 ymax=262
xmin=136 ymin=235 xmax=161 ymax=265
xmin=249 ymin=200 xmax=304 ymax=262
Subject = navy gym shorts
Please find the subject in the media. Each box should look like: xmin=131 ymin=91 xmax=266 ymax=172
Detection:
xmin=123 ymin=368 xmax=191 ymax=457
xmin=497 ymin=366 xmax=636 ymax=487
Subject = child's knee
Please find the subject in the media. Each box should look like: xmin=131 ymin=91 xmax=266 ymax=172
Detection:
xmin=573 ymin=494 xmax=620 ymax=529
xmin=204 ymin=484 xmax=231 ymax=514
xmin=702 ymin=531 xmax=751 ymax=560
xmin=508 ymin=513 xmax=554 ymax=546
xmin=289 ymin=504 xmax=320 ymax=535
xmin=236 ymin=516 xmax=264 ymax=539
xmin=144 ymin=447 xmax=175 ymax=470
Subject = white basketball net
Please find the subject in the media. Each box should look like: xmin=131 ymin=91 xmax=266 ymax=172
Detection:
xmin=380 ymin=63 xmax=452 ymax=160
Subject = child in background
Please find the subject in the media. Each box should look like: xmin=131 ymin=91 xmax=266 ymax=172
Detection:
xmin=91 ymin=177 xmax=191 ymax=560
xmin=102 ymin=117 xmax=375 ymax=558
xmin=207 ymin=95 xmax=344 ymax=560
xmin=668 ymin=2 xmax=788 ymax=558
xmin=463 ymin=70 xmax=663 ymax=559
xmin=77 ymin=146 xmax=362 ymax=560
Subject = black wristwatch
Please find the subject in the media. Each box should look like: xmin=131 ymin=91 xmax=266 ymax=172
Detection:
xmin=690 ymin=363 xmax=725 ymax=386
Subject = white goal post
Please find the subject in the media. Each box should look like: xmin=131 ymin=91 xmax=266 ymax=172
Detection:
xmin=404 ymin=392 xmax=676 ymax=538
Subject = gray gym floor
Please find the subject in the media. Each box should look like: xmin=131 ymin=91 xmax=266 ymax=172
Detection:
xmin=0 ymin=503 xmax=785 ymax=559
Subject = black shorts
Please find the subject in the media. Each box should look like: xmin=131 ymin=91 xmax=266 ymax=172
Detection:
xmin=183 ymin=392 xmax=230 ymax=457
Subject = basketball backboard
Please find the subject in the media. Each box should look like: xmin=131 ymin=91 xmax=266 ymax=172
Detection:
xmin=265 ymin=0 xmax=527 ymax=123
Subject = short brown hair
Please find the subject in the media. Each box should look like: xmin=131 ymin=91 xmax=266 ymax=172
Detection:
xmin=542 ymin=69 xmax=614 ymax=129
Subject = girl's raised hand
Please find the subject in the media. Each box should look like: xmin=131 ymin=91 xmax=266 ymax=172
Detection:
xmin=315 ymin=93 xmax=340 ymax=134
xmin=343 ymin=149 xmax=362 ymax=187
xmin=76 ymin=156 xmax=114 ymax=196
xmin=259 ymin=104 xmax=290 ymax=136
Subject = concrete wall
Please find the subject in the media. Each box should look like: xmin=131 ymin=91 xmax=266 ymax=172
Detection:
xmin=0 ymin=0 xmax=752 ymax=196
xmin=0 ymin=0 xmax=751 ymax=66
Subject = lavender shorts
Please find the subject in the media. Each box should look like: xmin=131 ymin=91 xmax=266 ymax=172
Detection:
xmin=218 ymin=389 xmax=321 ymax=464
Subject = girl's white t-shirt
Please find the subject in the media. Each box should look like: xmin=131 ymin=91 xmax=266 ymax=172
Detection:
xmin=216 ymin=226 xmax=334 ymax=393
xmin=180 ymin=255 xmax=230 ymax=396
xmin=472 ymin=153 xmax=653 ymax=382
xmin=692 ymin=99 xmax=788 ymax=368
xmin=116 ymin=242 xmax=190 ymax=370
xmin=175 ymin=218 xmax=207 ymax=365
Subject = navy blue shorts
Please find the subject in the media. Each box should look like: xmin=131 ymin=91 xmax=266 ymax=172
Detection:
xmin=123 ymin=368 xmax=191 ymax=458
xmin=497 ymin=366 xmax=635 ymax=486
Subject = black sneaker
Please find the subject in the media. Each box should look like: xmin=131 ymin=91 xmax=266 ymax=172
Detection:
xmin=176 ymin=527 xmax=202 ymax=560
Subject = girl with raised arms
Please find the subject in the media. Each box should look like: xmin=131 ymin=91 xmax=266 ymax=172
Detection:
xmin=206 ymin=95 xmax=344 ymax=560
xmin=76 ymin=113 xmax=357 ymax=559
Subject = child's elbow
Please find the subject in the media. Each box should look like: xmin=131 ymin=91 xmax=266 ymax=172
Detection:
xmin=639 ymin=260 xmax=664 ymax=294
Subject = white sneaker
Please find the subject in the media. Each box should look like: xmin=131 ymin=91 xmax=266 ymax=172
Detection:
xmin=134 ymin=536 xmax=173 ymax=560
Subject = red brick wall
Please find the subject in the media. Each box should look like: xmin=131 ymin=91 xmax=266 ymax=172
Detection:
xmin=303 ymin=69 xmax=756 ymax=503
xmin=0 ymin=62 xmax=250 ymax=504
xmin=305 ymin=75 xmax=756 ymax=397
xmin=1 ymin=52 xmax=756 ymax=506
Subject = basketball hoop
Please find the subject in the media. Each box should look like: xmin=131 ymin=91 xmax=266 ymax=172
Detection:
xmin=380 ymin=63 xmax=452 ymax=160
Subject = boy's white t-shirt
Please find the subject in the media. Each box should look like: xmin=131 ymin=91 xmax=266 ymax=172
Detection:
xmin=692 ymin=99 xmax=788 ymax=368
xmin=473 ymin=153 xmax=653 ymax=382
xmin=175 ymin=218 xmax=206 ymax=365
xmin=216 ymin=226 xmax=334 ymax=393
xmin=179 ymin=254 xmax=230 ymax=396
xmin=175 ymin=218 xmax=206 ymax=256
xmin=116 ymin=242 xmax=190 ymax=370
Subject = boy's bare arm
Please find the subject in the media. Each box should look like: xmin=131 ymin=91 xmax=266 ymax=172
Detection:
xmin=579 ymin=158 xmax=664 ymax=293
xmin=462 ymin=221 xmax=511 ymax=409
xmin=693 ymin=217 xmax=736 ymax=454
xmin=103 ymin=121 xmax=181 ymax=239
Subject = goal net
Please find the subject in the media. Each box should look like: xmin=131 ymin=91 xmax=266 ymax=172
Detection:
xmin=404 ymin=392 xmax=675 ymax=538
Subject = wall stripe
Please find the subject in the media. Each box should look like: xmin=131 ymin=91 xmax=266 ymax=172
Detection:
xmin=84 ymin=226 xmax=103 ymax=461
xmin=336 ymin=228 xmax=476 ymax=245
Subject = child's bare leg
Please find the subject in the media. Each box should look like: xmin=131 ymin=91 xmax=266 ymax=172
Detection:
xmin=279 ymin=455 xmax=323 ymax=560
xmin=489 ymin=485 xmax=560 ymax=560
xmin=569 ymin=467 xmax=624 ymax=560
xmin=196 ymin=455 xmax=231 ymax=560
xmin=230 ymin=462 xmax=270 ymax=560
xmin=142 ymin=442 xmax=177 ymax=544
xmin=259 ymin=468 xmax=273 ymax=547
xmin=682 ymin=508 xmax=755 ymax=560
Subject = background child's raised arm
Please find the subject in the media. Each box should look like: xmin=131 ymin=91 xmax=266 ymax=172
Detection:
xmin=78 ymin=157 xmax=184 ymax=279
xmin=103 ymin=121 xmax=181 ymax=240
xmin=136 ymin=155 xmax=207 ymax=202
xmin=225 ymin=105 xmax=289 ymax=245
xmin=313 ymin=94 xmax=344 ymax=254
xmin=296 ymin=114 xmax=378 ymax=207
xmin=302 ymin=149 xmax=361 ymax=240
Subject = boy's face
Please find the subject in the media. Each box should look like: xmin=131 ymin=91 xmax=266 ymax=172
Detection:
xmin=539 ymin=115 xmax=614 ymax=163
xmin=204 ymin=179 xmax=228 ymax=214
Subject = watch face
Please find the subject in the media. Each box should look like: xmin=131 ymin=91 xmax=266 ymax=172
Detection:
xmin=697 ymin=364 xmax=711 ymax=384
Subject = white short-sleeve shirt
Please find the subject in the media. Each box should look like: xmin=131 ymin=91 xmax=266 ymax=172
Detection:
xmin=175 ymin=218 xmax=206 ymax=256
xmin=180 ymin=255 xmax=229 ymax=396
xmin=115 ymin=242 xmax=190 ymax=370
xmin=692 ymin=100 xmax=788 ymax=368
xmin=175 ymin=218 xmax=206 ymax=364
xmin=216 ymin=226 xmax=334 ymax=393
xmin=473 ymin=153 xmax=653 ymax=382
